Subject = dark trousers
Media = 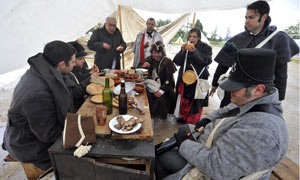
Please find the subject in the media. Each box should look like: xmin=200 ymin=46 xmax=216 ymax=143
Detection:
xmin=220 ymin=91 xmax=231 ymax=108
xmin=155 ymin=125 xmax=192 ymax=179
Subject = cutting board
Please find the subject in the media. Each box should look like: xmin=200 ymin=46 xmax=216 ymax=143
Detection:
xmin=77 ymin=98 xmax=111 ymax=136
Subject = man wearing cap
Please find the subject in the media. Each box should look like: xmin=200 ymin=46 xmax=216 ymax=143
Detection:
xmin=68 ymin=41 xmax=91 ymax=82
xmin=2 ymin=40 xmax=76 ymax=171
xmin=210 ymin=0 xmax=299 ymax=107
xmin=133 ymin=17 xmax=163 ymax=68
xmin=155 ymin=48 xmax=288 ymax=180
xmin=88 ymin=16 xmax=127 ymax=70
xmin=65 ymin=41 xmax=100 ymax=112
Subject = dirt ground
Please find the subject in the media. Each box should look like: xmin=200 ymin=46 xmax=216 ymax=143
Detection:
xmin=0 ymin=46 xmax=298 ymax=179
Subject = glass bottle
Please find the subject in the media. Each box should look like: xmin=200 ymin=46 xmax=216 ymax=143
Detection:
xmin=102 ymin=75 xmax=113 ymax=114
xmin=118 ymin=80 xmax=127 ymax=115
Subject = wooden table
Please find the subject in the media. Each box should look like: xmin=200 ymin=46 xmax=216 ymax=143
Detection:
xmin=49 ymin=91 xmax=155 ymax=180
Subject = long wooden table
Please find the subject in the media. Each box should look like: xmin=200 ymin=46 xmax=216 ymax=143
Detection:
xmin=49 ymin=91 xmax=155 ymax=180
xmin=77 ymin=91 xmax=153 ymax=139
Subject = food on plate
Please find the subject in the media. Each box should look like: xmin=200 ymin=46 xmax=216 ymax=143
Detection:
xmin=90 ymin=94 xmax=103 ymax=103
xmin=114 ymin=116 xmax=144 ymax=132
xmin=135 ymin=83 xmax=145 ymax=93
xmin=185 ymin=43 xmax=195 ymax=50
xmin=86 ymin=83 xmax=104 ymax=95
xmin=91 ymin=64 xmax=99 ymax=73
xmin=112 ymin=96 xmax=137 ymax=107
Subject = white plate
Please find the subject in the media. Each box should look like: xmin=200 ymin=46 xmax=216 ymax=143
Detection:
xmin=113 ymin=82 xmax=135 ymax=95
xmin=135 ymin=68 xmax=148 ymax=73
xmin=109 ymin=115 xmax=142 ymax=134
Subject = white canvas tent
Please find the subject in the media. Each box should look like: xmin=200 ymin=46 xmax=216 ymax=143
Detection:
xmin=0 ymin=0 xmax=261 ymax=72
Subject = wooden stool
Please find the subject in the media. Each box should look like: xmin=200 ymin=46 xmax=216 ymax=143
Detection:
xmin=271 ymin=157 xmax=299 ymax=180
xmin=4 ymin=154 xmax=47 ymax=180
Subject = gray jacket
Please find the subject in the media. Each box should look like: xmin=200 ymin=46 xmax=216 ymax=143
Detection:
xmin=166 ymin=89 xmax=288 ymax=180
xmin=3 ymin=53 xmax=71 ymax=170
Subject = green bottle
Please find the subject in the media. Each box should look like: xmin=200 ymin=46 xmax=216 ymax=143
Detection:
xmin=102 ymin=75 xmax=113 ymax=114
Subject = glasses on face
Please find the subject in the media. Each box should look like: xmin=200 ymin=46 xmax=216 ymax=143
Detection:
xmin=107 ymin=23 xmax=116 ymax=28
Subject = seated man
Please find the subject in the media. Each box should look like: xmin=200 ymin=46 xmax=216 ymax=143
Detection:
xmin=65 ymin=41 xmax=100 ymax=112
xmin=138 ymin=41 xmax=176 ymax=119
xmin=68 ymin=41 xmax=91 ymax=82
xmin=155 ymin=48 xmax=288 ymax=180
xmin=3 ymin=40 xmax=76 ymax=170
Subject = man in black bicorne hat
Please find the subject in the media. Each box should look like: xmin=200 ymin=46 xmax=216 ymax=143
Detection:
xmin=155 ymin=48 xmax=288 ymax=180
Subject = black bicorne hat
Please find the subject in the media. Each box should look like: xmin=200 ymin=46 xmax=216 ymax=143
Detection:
xmin=219 ymin=48 xmax=276 ymax=91
xmin=68 ymin=41 xmax=87 ymax=58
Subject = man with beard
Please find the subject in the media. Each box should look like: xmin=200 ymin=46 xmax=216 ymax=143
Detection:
xmin=209 ymin=0 xmax=299 ymax=107
xmin=155 ymin=48 xmax=288 ymax=180
xmin=133 ymin=17 xmax=163 ymax=67
xmin=138 ymin=41 xmax=176 ymax=119
xmin=88 ymin=16 xmax=127 ymax=70
xmin=3 ymin=41 xmax=75 ymax=171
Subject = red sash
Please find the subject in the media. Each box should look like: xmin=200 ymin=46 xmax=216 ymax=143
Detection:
xmin=140 ymin=33 xmax=145 ymax=62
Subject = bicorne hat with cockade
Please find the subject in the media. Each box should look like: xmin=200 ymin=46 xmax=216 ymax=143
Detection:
xmin=219 ymin=48 xmax=276 ymax=91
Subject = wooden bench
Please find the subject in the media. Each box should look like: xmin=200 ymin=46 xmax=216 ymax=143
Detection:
xmin=4 ymin=154 xmax=49 ymax=180
xmin=271 ymin=157 xmax=299 ymax=180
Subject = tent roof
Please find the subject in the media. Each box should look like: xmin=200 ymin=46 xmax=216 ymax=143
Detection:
xmin=0 ymin=0 xmax=265 ymax=73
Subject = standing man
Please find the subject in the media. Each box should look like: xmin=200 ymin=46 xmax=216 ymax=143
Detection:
xmin=133 ymin=17 xmax=163 ymax=68
xmin=3 ymin=41 xmax=76 ymax=171
xmin=210 ymin=0 xmax=299 ymax=107
xmin=155 ymin=48 xmax=289 ymax=180
xmin=88 ymin=16 xmax=127 ymax=70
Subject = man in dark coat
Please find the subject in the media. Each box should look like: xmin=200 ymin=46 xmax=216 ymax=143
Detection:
xmin=3 ymin=41 xmax=76 ymax=170
xmin=210 ymin=0 xmax=299 ymax=107
xmin=138 ymin=41 xmax=177 ymax=119
xmin=88 ymin=17 xmax=127 ymax=70
xmin=68 ymin=41 xmax=91 ymax=82
xmin=65 ymin=41 xmax=100 ymax=112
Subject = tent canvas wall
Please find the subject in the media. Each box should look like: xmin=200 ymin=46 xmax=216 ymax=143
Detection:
xmin=0 ymin=0 xmax=261 ymax=73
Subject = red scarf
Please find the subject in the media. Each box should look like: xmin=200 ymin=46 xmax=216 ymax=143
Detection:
xmin=140 ymin=33 xmax=145 ymax=62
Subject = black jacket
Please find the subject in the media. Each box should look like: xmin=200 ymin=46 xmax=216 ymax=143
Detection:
xmin=63 ymin=72 xmax=90 ymax=113
xmin=3 ymin=53 xmax=71 ymax=170
xmin=88 ymin=27 xmax=126 ymax=70
xmin=213 ymin=17 xmax=299 ymax=100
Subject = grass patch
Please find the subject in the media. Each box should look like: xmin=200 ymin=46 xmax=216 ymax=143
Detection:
xmin=209 ymin=41 xmax=225 ymax=48
xmin=291 ymin=56 xmax=299 ymax=63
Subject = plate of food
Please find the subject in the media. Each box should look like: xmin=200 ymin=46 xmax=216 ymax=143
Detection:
xmin=109 ymin=115 xmax=144 ymax=134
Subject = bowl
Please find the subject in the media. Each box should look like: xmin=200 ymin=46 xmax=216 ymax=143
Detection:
xmin=113 ymin=82 xmax=135 ymax=95
xmin=135 ymin=83 xmax=146 ymax=93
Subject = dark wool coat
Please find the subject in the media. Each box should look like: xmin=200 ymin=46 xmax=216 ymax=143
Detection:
xmin=173 ymin=40 xmax=212 ymax=113
xmin=88 ymin=27 xmax=126 ymax=70
xmin=3 ymin=53 xmax=71 ymax=170
xmin=62 ymin=73 xmax=90 ymax=113
xmin=138 ymin=56 xmax=177 ymax=118
xmin=213 ymin=17 xmax=299 ymax=101
xmin=71 ymin=64 xmax=91 ymax=82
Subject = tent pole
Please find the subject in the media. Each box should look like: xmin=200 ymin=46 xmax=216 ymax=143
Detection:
xmin=118 ymin=5 xmax=125 ymax=70
xmin=192 ymin=12 xmax=196 ymax=28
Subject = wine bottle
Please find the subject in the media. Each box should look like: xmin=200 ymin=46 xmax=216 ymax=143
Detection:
xmin=102 ymin=75 xmax=113 ymax=114
xmin=118 ymin=80 xmax=127 ymax=115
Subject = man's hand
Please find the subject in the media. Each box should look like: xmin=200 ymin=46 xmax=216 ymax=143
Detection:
xmin=154 ymin=91 xmax=162 ymax=98
xmin=181 ymin=43 xmax=187 ymax=53
xmin=144 ymin=41 xmax=150 ymax=48
xmin=116 ymin=45 xmax=124 ymax=52
xmin=174 ymin=132 xmax=194 ymax=148
xmin=142 ymin=62 xmax=151 ymax=68
xmin=209 ymin=86 xmax=217 ymax=96
xmin=194 ymin=118 xmax=212 ymax=132
xmin=103 ymin=43 xmax=111 ymax=50
xmin=91 ymin=72 xmax=100 ymax=78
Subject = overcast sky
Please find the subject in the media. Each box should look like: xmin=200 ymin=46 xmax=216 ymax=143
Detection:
xmin=135 ymin=0 xmax=299 ymax=38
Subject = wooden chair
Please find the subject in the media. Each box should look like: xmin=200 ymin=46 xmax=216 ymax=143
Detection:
xmin=4 ymin=154 xmax=49 ymax=180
